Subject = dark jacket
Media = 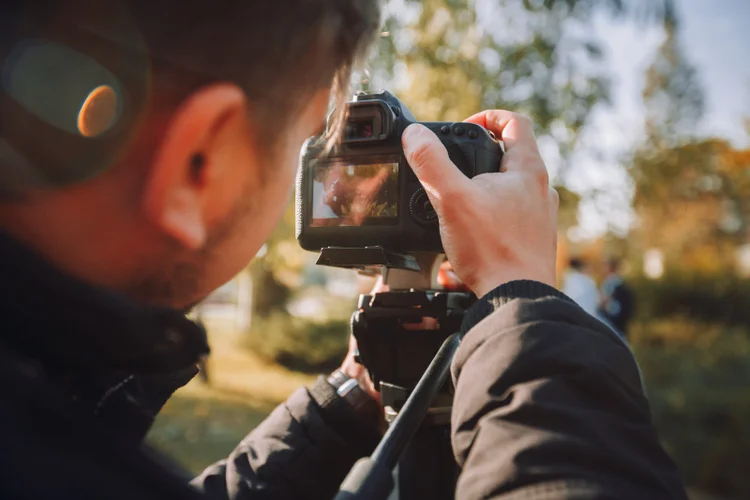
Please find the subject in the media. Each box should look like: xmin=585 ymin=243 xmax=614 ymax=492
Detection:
xmin=0 ymin=233 xmax=687 ymax=499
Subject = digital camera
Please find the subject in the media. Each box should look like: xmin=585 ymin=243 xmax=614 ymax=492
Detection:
xmin=295 ymin=90 xmax=502 ymax=254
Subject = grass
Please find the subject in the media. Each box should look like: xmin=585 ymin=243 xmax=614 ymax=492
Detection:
xmin=147 ymin=327 xmax=317 ymax=474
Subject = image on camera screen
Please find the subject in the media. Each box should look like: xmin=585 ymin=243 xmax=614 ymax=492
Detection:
xmin=311 ymin=160 xmax=399 ymax=227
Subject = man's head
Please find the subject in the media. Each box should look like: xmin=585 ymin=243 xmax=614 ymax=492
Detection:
xmin=0 ymin=0 xmax=380 ymax=308
xmin=569 ymin=257 xmax=587 ymax=273
xmin=606 ymin=258 xmax=621 ymax=275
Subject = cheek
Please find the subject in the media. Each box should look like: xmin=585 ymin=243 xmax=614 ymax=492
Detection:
xmin=198 ymin=147 xmax=300 ymax=294
xmin=262 ymin=133 xmax=311 ymax=210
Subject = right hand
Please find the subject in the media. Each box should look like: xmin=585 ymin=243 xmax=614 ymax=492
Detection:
xmin=401 ymin=111 xmax=559 ymax=298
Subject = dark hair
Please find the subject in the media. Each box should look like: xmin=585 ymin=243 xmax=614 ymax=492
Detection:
xmin=0 ymin=0 xmax=381 ymax=186
xmin=569 ymin=257 xmax=585 ymax=271
xmin=131 ymin=0 xmax=381 ymax=155
xmin=607 ymin=258 xmax=621 ymax=272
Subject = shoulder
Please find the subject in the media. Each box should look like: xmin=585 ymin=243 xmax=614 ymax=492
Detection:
xmin=0 ymin=347 xmax=200 ymax=500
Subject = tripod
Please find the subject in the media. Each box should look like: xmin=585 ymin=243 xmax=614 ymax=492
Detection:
xmin=318 ymin=249 xmax=474 ymax=500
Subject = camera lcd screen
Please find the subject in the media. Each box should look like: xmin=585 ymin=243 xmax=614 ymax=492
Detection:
xmin=311 ymin=159 xmax=399 ymax=227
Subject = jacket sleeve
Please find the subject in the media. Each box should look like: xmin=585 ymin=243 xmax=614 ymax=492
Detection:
xmin=191 ymin=377 xmax=380 ymax=500
xmin=451 ymin=280 xmax=688 ymax=500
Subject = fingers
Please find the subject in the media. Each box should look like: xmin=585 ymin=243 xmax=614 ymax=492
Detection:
xmin=369 ymin=276 xmax=389 ymax=295
xmin=465 ymin=110 xmax=547 ymax=181
xmin=402 ymin=124 xmax=473 ymax=213
xmin=464 ymin=110 xmax=540 ymax=155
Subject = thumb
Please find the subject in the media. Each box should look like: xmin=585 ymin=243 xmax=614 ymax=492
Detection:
xmin=402 ymin=124 xmax=471 ymax=209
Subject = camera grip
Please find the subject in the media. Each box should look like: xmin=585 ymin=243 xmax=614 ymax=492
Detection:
xmin=475 ymin=146 xmax=503 ymax=175
xmin=420 ymin=122 xmax=502 ymax=179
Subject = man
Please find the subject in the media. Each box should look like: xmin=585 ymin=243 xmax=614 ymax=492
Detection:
xmin=0 ymin=2 xmax=687 ymax=500
xmin=562 ymin=257 xmax=600 ymax=317
xmin=599 ymin=258 xmax=636 ymax=338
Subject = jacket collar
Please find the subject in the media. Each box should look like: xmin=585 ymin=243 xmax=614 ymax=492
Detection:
xmin=0 ymin=231 xmax=209 ymax=375
xmin=0 ymin=232 xmax=210 ymax=440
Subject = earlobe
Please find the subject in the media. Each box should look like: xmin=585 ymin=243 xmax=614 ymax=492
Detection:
xmin=141 ymin=84 xmax=248 ymax=250
xmin=159 ymin=187 xmax=207 ymax=249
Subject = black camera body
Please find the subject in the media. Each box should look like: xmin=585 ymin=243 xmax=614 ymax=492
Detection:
xmin=295 ymin=90 xmax=502 ymax=254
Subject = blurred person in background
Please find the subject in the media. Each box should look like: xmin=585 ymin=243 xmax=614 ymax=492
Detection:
xmin=561 ymin=257 xmax=599 ymax=317
xmin=599 ymin=258 xmax=636 ymax=339
xmin=0 ymin=1 xmax=686 ymax=499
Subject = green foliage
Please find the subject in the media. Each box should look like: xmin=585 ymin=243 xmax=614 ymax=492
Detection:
xmin=246 ymin=313 xmax=351 ymax=373
xmin=556 ymin=185 xmax=582 ymax=230
xmin=149 ymin=395 xmax=272 ymax=475
xmin=249 ymin=201 xmax=312 ymax=318
xmin=628 ymin=269 xmax=750 ymax=498
xmin=634 ymin=323 xmax=750 ymax=498
xmin=631 ymin=273 xmax=750 ymax=330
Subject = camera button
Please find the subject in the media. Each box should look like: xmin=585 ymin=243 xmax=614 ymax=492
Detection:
xmin=410 ymin=188 xmax=438 ymax=225
xmin=454 ymin=125 xmax=465 ymax=136
xmin=440 ymin=125 xmax=451 ymax=135
xmin=468 ymin=129 xmax=478 ymax=139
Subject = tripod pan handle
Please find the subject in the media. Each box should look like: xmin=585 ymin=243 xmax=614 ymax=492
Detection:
xmin=334 ymin=458 xmax=394 ymax=500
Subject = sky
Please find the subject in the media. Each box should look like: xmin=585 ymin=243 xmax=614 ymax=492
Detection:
xmin=565 ymin=0 xmax=750 ymax=238
xmin=596 ymin=0 xmax=750 ymax=145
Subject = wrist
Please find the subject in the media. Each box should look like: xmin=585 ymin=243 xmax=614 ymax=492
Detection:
xmin=327 ymin=369 xmax=380 ymax=419
xmin=461 ymin=279 xmax=571 ymax=334
xmin=474 ymin=265 xmax=556 ymax=298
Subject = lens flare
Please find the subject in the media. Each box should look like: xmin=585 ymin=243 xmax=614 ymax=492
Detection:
xmin=77 ymin=85 xmax=118 ymax=138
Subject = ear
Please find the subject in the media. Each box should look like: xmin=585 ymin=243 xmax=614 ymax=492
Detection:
xmin=142 ymin=83 xmax=252 ymax=249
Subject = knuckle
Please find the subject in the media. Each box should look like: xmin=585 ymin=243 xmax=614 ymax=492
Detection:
xmin=516 ymin=113 xmax=533 ymax=126
xmin=535 ymin=166 xmax=549 ymax=187
xmin=407 ymin=141 xmax=435 ymax=170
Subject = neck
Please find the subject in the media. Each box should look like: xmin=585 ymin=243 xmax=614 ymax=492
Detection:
xmin=0 ymin=230 xmax=208 ymax=375
xmin=0 ymin=197 xmax=159 ymax=296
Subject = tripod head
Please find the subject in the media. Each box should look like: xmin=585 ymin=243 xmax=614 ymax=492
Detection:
xmin=317 ymin=247 xmax=471 ymax=408
xmin=317 ymin=247 xmax=472 ymax=500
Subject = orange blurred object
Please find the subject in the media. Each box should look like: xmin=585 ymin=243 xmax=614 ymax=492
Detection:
xmin=77 ymin=85 xmax=118 ymax=138
xmin=437 ymin=259 xmax=470 ymax=292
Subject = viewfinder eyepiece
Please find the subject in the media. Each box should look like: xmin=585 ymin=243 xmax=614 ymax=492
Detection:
xmin=345 ymin=118 xmax=375 ymax=140
xmin=340 ymin=101 xmax=392 ymax=144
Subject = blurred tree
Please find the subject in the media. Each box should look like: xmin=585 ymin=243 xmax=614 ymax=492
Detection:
xmin=642 ymin=16 xmax=704 ymax=145
xmin=631 ymin=15 xmax=750 ymax=274
xmin=368 ymin=0 xmax=676 ymax=166
xmin=632 ymin=139 xmax=750 ymax=274
xmin=250 ymin=202 xmax=309 ymax=318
